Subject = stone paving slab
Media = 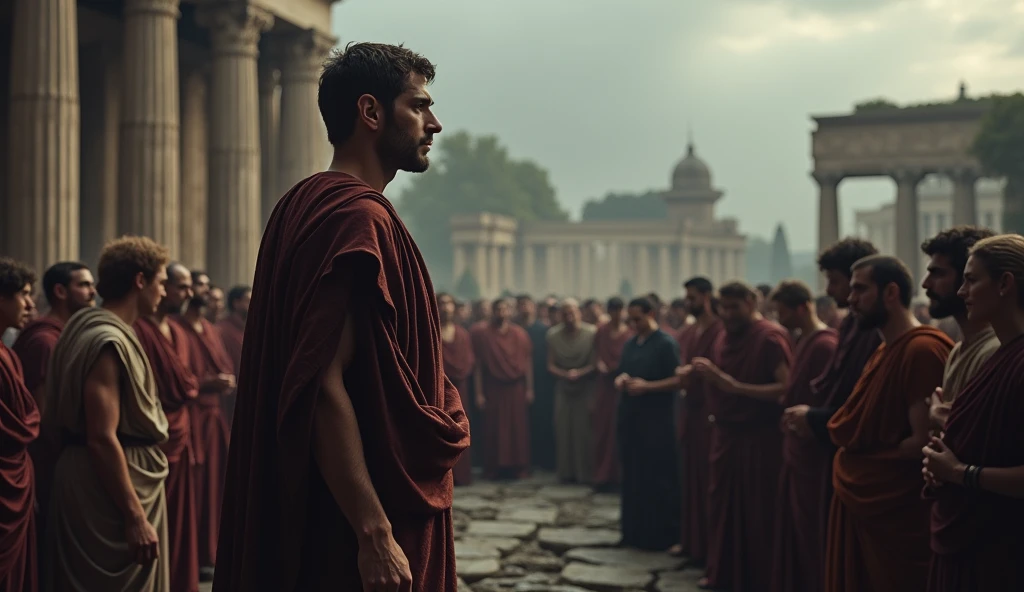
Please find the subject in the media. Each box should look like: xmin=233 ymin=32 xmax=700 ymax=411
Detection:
xmin=537 ymin=527 xmax=620 ymax=552
xmin=467 ymin=520 xmax=539 ymax=539
xmin=454 ymin=495 xmax=501 ymax=513
xmin=456 ymin=482 xmax=504 ymax=499
xmin=498 ymin=506 xmax=559 ymax=525
xmin=654 ymin=569 xmax=704 ymax=592
xmin=457 ymin=557 xmax=502 ymax=582
xmin=455 ymin=539 xmax=502 ymax=560
xmin=560 ymin=561 xmax=654 ymax=590
xmin=537 ymin=484 xmax=593 ymax=501
xmin=564 ymin=546 xmax=686 ymax=572
xmin=456 ymin=536 xmax=523 ymax=555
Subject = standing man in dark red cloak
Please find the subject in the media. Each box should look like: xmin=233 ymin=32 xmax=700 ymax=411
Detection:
xmin=438 ymin=292 xmax=474 ymax=486
xmin=0 ymin=258 xmax=39 ymax=592
xmin=214 ymin=43 xmax=470 ymax=592
xmin=173 ymin=272 xmax=234 ymax=581
xmin=687 ymin=281 xmax=793 ymax=592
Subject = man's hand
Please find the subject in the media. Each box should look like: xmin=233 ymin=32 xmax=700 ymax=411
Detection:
xmin=625 ymin=378 xmax=649 ymax=396
xmin=613 ymin=373 xmax=630 ymax=391
xmin=126 ymin=514 xmax=159 ymax=565
xmin=929 ymin=388 xmax=950 ymax=429
xmin=566 ymin=368 xmax=580 ymax=382
xmin=526 ymin=388 xmax=535 ymax=404
xmin=596 ymin=360 xmax=609 ymax=374
xmin=692 ymin=358 xmax=731 ymax=391
xmin=475 ymin=393 xmax=486 ymax=410
xmin=781 ymin=404 xmax=812 ymax=438
xmin=357 ymin=531 xmax=413 ymax=592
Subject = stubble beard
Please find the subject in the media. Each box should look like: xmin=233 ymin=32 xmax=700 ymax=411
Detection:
xmin=857 ymin=303 xmax=888 ymax=330
xmin=379 ymin=120 xmax=430 ymax=173
xmin=927 ymin=291 xmax=965 ymax=320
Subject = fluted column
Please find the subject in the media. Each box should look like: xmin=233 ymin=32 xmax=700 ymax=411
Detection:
xmin=815 ymin=171 xmax=842 ymax=259
xmin=452 ymin=244 xmax=467 ymax=285
xmin=80 ymin=42 xmax=121 ymax=267
xmin=502 ymin=246 xmax=515 ymax=293
xmin=607 ymin=242 xmax=620 ymax=297
xmin=6 ymin=0 xmax=80 ymax=271
xmin=950 ymin=169 xmax=979 ymax=227
xmin=180 ymin=67 xmax=209 ymax=270
xmin=200 ymin=5 xmax=274 ymax=286
xmin=119 ymin=0 xmax=181 ymax=254
xmin=893 ymin=170 xmax=925 ymax=279
xmin=522 ymin=245 xmax=535 ymax=295
xmin=636 ymin=245 xmax=651 ymax=294
xmin=259 ymin=62 xmax=280 ymax=227
xmin=277 ymin=30 xmax=335 ymax=198
xmin=545 ymin=245 xmax=560 ymax=296
xmin=579 ymin=242 xmax=592 ymax=297
xmin=658 ymin=244 xmax=671 ymax=297
xmin=473 ymin=244 xmax=487 ymax=295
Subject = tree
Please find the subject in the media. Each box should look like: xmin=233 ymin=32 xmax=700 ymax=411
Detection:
xmin=618 ymin=278 xmax=633 ymax=299
xmin=770 ymin=224 xmax=793 ymax=282
xmin=972 ymin=93 xmax=1024 ymax=234
xmin=397 ymin=131 xmax=568 ymax=284
xmin=581 ymin=190 xmax=666 ymax=221
xmin=454 ymin=269 xmax=481 ymax=301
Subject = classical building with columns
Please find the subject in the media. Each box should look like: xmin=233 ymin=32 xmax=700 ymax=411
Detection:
xmin=811 ymin=101 xmax=990 ymax=280
xmin=0 ymin=0 xmax=338 ymax=287
xmin=450 ymin=142 xmax=746 ymax=299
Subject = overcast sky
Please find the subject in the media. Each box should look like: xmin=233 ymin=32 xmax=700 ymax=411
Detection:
xmin=331 ymin=0 xmax=1024 ymax=251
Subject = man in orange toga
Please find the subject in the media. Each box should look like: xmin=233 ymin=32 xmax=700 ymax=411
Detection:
xmin=214 ymin=43 xmax=469 ymax=592
xmin=826 ymin=255 xmax=952 ymax=592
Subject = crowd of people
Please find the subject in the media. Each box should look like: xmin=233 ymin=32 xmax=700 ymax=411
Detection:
xmin=0 ymin=244 xmax=250 ymax=592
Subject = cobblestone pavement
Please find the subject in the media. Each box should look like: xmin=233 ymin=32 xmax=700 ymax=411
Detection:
xmin=200 ymin=472 xmax=704 ymax=591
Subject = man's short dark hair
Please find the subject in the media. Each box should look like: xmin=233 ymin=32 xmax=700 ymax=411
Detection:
xmin=645 ymin=292 xmax=662 ymax=307
xmin=770 ymin=280 xmax=814 ymax=309
xmin=921 ymin=225 xmax=996 ymax=285
xmin=670 ymin=297 xmax=687 ymax=309
xmin=318 ymin=42 xmax=437 ymax=146
xmin=815 ymin=295 xmax=836 ymax=309
xmin=606 ymin=296 xmax=625 ymax=312
xmin=515 ymin=293 xmax=533 ymax=304
xmin=818 ymin=237 xmax=879 ymax=276
xmin=43 ymin=261 xmax=88 ymax=304
xmin=683 ymin=276 xmax=713 ymax=294
xmin=851 ymin=254 xmax=914 ymax=308
xmin=191 ymin=270 xmax=208 ymax=284
xmin=0 ymin=258 xmax=37 ymax=298
xmin=627 ymin=297 xmax=655 ymax=314
xmin=227 ymin=285 xmax=252 ymax=312
xmin=582 ymin=298 xmax=597 ymax=309
xmin=718 ymin=281 xmax=758 ymax=301
xmin=756 ymin=284 xmax=773 ymax=298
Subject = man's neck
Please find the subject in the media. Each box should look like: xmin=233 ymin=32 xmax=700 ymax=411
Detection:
xmin=797 ymin=313 xmax=826 ymax=339
xmin=104 ymin=299 xmax=138 ymax=327
xmin=880 ymin=309 xmax=919 ymax=344
xmin=953 ymin=312 xmax=990 ymax=344
xmin=48 ymin=306 xmax=72 ymax=325
xmin=327 ymin=147 xmax=396 ymax=193
xmin=695 ymin=311 xmax=719 ymax=328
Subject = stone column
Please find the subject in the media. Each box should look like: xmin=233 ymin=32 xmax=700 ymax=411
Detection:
xmin=179 ymin=67 xmax=209 ymax=270
xmin=893 ymin=170 xmax=925 ymax=280
xmin=521 ymin=245 xmax=535 ymax=295
xmin=607 ymin=242 xmax=620 ymax=297
xmin=814 ymin=171 xmax=842 ymax=257
xmin=473 ymin=244 xmax=487 ymax=296
xmin=6 ymin=0 xmax=80 ymax=271
xmin=276 ymin=30 xmax=335 ymax=197
xmin=200 ymin=5 xmax=274 ymax=286
xmin=636 ymin=245 xmax=650 ymax=293
xmin=259 ymin=61 xmax=280 ymax=227
xmin=658 ymin=244 xmax=671 ymax=297
xmin=950 ymin=169 xmax=979 ymax=227
xmin=502 ymin=246 xmax=515 ymax=294
xmin=80 ymin=42 xmax=121 ymax=267
xmin=488 ymin=245 xmax=501 ymax=297
xmin=579 ymin=242 xmax=592 ymax=298
xmin=545 ymin=245 xmax=560 ymax=296
xmin=119 ymin=0 xmax=182 ymax=255
xmin=452 ymin=244 xmax=467 ymax=285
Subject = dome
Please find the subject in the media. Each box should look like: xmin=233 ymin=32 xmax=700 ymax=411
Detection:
xmin=672 ymin=142 xmax=712 ymax=191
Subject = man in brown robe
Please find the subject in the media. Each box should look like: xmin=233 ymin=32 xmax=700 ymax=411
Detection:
xmin=214 ymin=44 xmax=469 ymax=592
xmin=46 ymin=236 xmax=171 ymax=592
xmin=919 ymin=227 xmax=999 ymax=428
xmin=172 ymin=273 xmax=235 ymax=579
xmin=685 ymin=281 xmax=792 ymax=592
xmin=668 ymin=276 xmax=723 ymax=563
xmin=769 ymin=280 xmax=838 ymax=592
xmin=12 ymin=261 xmax=95 ymax=543
xmin=826 ymin=255 xmax=952 ymax=592
xmin=439 ymin=292 xmax=475 ymax=486
xmin=547 ymin=299 xmax=597 ymax=484
xmin=592 ymin=297 xmax=632 ymax=491
xmin=134 ymin=263 xmax=201 ymax=592
xmin=473 ymin=299 xmax=533 ymax=479
xmin=0 ymin=258 xmax=40 ymax=592
xmin=214 ymin=285 xmax=250 ymax=426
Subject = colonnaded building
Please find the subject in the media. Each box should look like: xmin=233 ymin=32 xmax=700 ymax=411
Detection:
xmin=0 ymin=0 xmax=339 ymax=287
xmin=450 ymin=142 xmax=747 ymax=299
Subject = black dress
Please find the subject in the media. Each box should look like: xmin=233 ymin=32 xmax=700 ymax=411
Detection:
xmin=616 ymin=329 xmax=682 ymax=550
xmin=525 ymin=319 xmax=556 ymax=470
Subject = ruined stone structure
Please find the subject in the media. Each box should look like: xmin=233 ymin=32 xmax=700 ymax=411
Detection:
xmin=0 ymin=0 xmax=337 ymax=286
xmin=450 ymin=142 xmax=746 ymax=299
xmin=811 ymin=102 xmax=989 ymax=279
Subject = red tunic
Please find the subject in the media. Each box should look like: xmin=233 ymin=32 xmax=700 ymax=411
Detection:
xmin=441 ymin=325 xmax=474 ymax=485
xmin=0 ymin=343 xmax=40 ymax=592
xmin=771 ymin=328 xmax=838 ymax=592
xmin=215 ymin=314 xmax=245 ymax=426
xmin=591 ymin=322 xmax=633 ymax=486
xmin=471 ymin=323 xmax=532 ymax=475
xmin=928 ymin=334 xmax=1024 ymax=591
xmin=172 ymin=316 xmax=233 ymax=568
xmin=213 ymin=172 xmax=469 ymax=592
xmin=134 ymin=317 xmax=200 ymax=592
xmin=704 ymin=319 xmax=793 ymax=592
xmin=675 ymin=318 xmax=724 ymax=563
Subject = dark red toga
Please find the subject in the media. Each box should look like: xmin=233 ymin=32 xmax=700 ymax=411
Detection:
xmin=0 ymin=342 xmax=40 ymax=592
xmin=675 ymin=318 xmax=724 ymax=564
xmin=704 ymin=319 xmax=793 ymax=592
xmin=215 ymin=314 xmax=245 ymax=427
xmin=592 ymin=322 xmax=633 ymax=487
xmin=172 ymin=316 xmax=232 ymax=568
xmin=927 ymin=334 xmax=1024 ymax=591
xmin=471 ymin=323 xmax=532 ymax=476
xmin=134 ymin=317 xmax=200 ymax=592
xmin=771 ymin=327 xmax=838 ymax=592
xmin=213 ymin=172 xmax=470 ymax=592
xmin=11 ymin=315 xmax=63 ymax=546
xmin=441 ymin=325 xmax=475 ymax=486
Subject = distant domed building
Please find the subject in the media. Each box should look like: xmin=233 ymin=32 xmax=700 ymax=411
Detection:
xmin=449 ymin=140 xmax=746 ymax=298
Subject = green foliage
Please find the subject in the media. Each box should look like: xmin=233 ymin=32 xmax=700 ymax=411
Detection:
xmin=972 ymin=93 xmax=1024 ymax=233
xmin=854 ymin=98 xmax=900 ymax=112
xmin=618 ymin=278 xmax=633 ymax=299
xmin=454 ymin=269 xmax=481 ymax=301
xmin=854 ymin=93 xmax=1004 ymax=113
xmin=397 ymin=131 xmax=568 ymax=285
xmin=581 ymin=191 xmax=667 ymax=221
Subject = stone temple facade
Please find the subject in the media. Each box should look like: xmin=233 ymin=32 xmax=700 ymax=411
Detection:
xmin=0 ymin=0 xmax=338 ymax=286
xmin=450 ymin=142 xmax=746 ymax=299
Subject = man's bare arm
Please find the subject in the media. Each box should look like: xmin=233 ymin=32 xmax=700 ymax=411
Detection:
xmin=547 ymin=349 xmax=569 ymax=380
xmin=724 ymin=362 xmax=790 ymax=402
xmin=313 ymin=311 xmax=391 ymax=540
xmin=897 ymin=397 xmax=931 ymax=460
